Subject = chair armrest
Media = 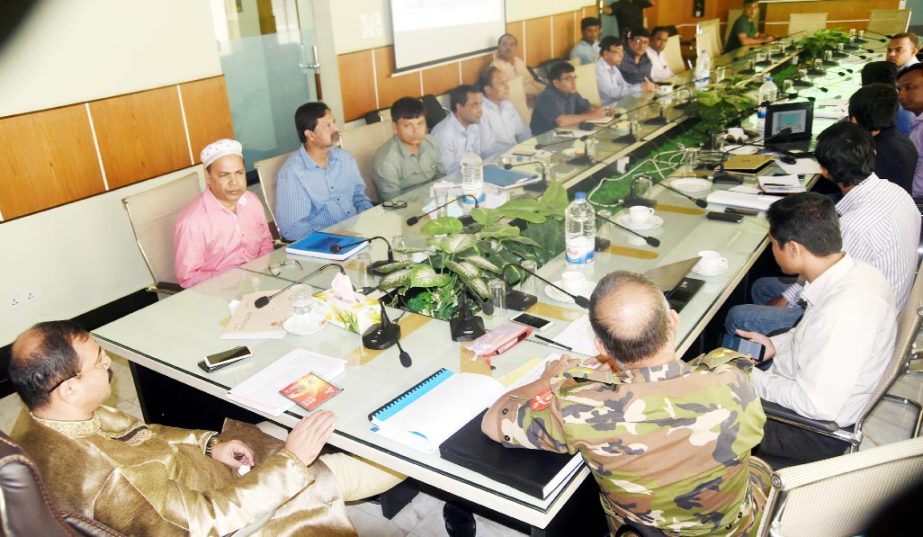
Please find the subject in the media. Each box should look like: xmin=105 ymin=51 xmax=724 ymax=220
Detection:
xmin=145 ymin=282 xmax=183 ymax=296
xmin=762 ymin=400 xmax=840 ymax=433
xmin=61 ymin=511 xmax=125 ymax=536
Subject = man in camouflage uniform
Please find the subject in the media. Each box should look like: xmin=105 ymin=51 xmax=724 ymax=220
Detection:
xmin=482 ymin=271 xmax=772 ymax=536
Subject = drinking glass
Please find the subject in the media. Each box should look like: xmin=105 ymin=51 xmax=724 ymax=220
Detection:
xmin=781 ymin=79 xmax=794 ymax=94
xmin=488 ymin=279 xmax=507 ymax=326
xmin=520 ymin=260 xmax=538 ymax=295
xmin=392 ymin=235 xmax=407 ymax=261
xmin=291 ymin=287 xmax=314 ymax=317
xmin=352 ymin=252 xmax=373 ymax=288
xmin=683 ymin=148 xmax=699 ymax=177
xmin=631 ymin=175 xmax=653 ymax=198
xmin=433 ymin=182 xmax=451 ymax=217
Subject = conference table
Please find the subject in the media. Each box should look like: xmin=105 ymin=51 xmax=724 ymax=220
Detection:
xmin=93 ymin=37 xmax=878 ymax=534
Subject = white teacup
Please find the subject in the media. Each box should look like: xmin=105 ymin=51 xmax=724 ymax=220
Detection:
xmin=657 ymin=83 xmax=673 ymax=95
xmin=561 ymin=271 xmax=587 ymax=294
xmin=695 ymin=250 xmax=728 ymax=274
xmin=727 ymin=127 xmax=745 ymax=141
xmin=628 ymin=206 xmax=655 ymax=225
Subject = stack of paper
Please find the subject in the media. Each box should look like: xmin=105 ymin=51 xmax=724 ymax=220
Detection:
xmin=706 ymin=190 xmax=784 ymax=212
xmin=227 ymin=349 xmax=347 ymax=416
xmin=553 ymin=315 xmax=598 ymax=357
xmin=221 ymin=291 xmax=289 ymax=340
xmin=758 ymin=174 xmax=805 ymax=194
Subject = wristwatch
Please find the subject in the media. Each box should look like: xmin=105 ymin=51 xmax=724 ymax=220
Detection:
xmin=205 ymin=435 xmax=221 ymax=456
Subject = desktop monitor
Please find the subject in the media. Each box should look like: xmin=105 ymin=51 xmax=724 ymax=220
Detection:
xmin=764 ymin=101 xmax=814 ymax=143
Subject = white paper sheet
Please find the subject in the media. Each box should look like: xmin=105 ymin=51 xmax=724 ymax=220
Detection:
xmin=775 ymin=158 xmax=821 ymax=176
xmin=554 ymin=315 xmax=598 ymax=357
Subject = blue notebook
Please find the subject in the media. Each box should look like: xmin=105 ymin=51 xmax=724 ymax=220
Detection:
xmin=483 ymin=165 xmax=541 ymax=189
xmin=285 ymin=231 xmax=368 ymax=261
xmin=368 ymin=368 xmax=507 ymax=453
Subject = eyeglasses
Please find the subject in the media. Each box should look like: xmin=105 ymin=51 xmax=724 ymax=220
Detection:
xmin=382 ymin=200 xmax=408 ymax=210
xmin=269 ymin=259 xmax=303 ymax=277
xmin=47 ymin=347 xmax=112 ymax=393
xmin=558 ymin=75 xmax=578 ymax=82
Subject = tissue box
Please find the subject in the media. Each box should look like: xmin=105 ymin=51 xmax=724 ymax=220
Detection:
xmin=311 ymin=288 xmax=380 ymax=334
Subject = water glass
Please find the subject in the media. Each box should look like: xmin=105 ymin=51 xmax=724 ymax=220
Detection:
xmin=488 ymin=279 xmax=507 ymax=325
xmin=715 ymin=65 xmax=727 ymax=83
xmin=813 ymin=58 xmax=823 ymax=71
xmin=797 ymin=68 xmax=808 ymax=80
xmin=433 ymin=182 xmax=450 ymax=217
xmin=746 ymin=58 xmax=756 ymax=71
xmin=858 ymin=29 xmax=865 ymax=39
xmin=291 ymin=287 xmax=314 ymax=317
xmin=631 ymin=175 xmax=653 ymax=198
xmin=352 ymin=252 xmax=373 ymax=288
xmin=520 ymin=260 xmax=538 ymax=295
xmin=755 ymin=51 xmax=767 ymax=64
xmin=629 ymin=120 xmax=641 ymax=139
xmin=836 ymin=43 xmax=845 ymax=53
xmin=392 ymin=235 xmax=407 ymax=261
xmin=823 ymin=50 xmax=833 ymax=62
xmin=781 ymin=79 xmax=794 ymax=94
xmin=598 ymin=209 xmax=612 ymax=239
xmin=683 ymin=148 xmax=699 ymax=177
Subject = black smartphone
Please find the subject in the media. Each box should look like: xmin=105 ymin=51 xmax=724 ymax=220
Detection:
xmin=511 ymin=313 xmax=553 ymax=332
xmin=201 ymin=346 xmax=252 ymax=372
xmin=706 ymin=211 xmax=743 ymax=223
xmin=721 ymin=335 xmax=766 ymax=362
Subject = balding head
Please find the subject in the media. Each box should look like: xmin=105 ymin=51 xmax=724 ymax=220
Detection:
xmin=589 ymin=271 xmax=673 ymax=364
xmin=10 ymin=321 xmax=89 ymax=409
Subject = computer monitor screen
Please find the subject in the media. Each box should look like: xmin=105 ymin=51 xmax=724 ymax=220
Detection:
xmin=765 ymin=101 xmax=814 ymax=142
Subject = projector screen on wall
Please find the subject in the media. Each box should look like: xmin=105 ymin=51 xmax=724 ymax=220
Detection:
xmin=390 ymin=0 xmax=506 ymax=72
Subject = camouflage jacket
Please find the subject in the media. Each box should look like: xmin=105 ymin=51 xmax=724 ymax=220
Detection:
xmin=494 ymin=349 xmax=771 ymax=536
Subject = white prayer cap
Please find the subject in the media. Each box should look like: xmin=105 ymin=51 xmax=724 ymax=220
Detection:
xmin=200 ymin=139 xmax=243 ymax=168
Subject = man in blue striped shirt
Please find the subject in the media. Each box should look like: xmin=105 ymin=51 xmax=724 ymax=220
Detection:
xmin=275 ymin=102 xmax=373 ymax=241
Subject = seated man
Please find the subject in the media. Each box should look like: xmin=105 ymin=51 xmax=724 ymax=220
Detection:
xmin=482 ymin=271 xmax=771 ymax=535
xmin=275 ymin=102 xmax=373 ymax=241
xmin=596 ymin=36 xmax=654 ymax=106
xmin=647 ymin=26 xmax=673 ymax=82
xmin=850 ymin=83 xmax=918 ymax=195
xmin=726 ymin=123 xmax=919 ymax=335
xmin=725 ymin=0 xmax=774 ymax=52
xmin=430 ymin=84 xmax=482 ymax=174
xmin=569 ymin=17 xmax=602 ymax=65
xmin=862 ymin=61 xmax=912 ymax=137
xmin=9 ymin=321 xmax=403 ymax=536
xmin=618 ymin=28 xmax=655 ymax=85
xmin=531 ymin=61 xmax=608 ymax=135
xmin=898 ymin=63 xmax=923 ymax=196
xmin=491 ymin=33 xmax=542 ymax=107
xmin=370 ymin=97 xmax=444 ymax=201
xmin=478 ymin=66 xmax=531 ymax=158
xmin=887 ymin=32 xmax=920 ymax=73
xmin=174 ymin=139 xmax=273 ymax=288
xmin=736 ymin=193 xmax=897 ymax=466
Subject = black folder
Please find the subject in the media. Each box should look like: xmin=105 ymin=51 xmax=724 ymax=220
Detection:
xmin=438 ymin=410 xmax=584 ymax=499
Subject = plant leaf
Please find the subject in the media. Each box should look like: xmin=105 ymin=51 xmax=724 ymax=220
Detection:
xmin=379 ymin=269 xmax=411 ymax=288
xmin=421 ymin=216 xmax=463 ymax=236
xmin=408 ymin=264 xmax=452 ymax=288
xmin=495 ymin=208 xmax=547 ymax=223
xmin=445 ymin=260 xmax=480 ymax=279
xmin=462 ymin=277 xmax=492 ymax=300
xmin=470 ymin=207 xmax=500 ymax=227
xmin=477 ymin=224 xmax=520 ymax=239
xmin=460 ymin=255 xmax=501 ymax=273
xmin=539 ymin=182 xmax=569 ymax=215
xmin=432 ymin=234 xmax=475 ymax=254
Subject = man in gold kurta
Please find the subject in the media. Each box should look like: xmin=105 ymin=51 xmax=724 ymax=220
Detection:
xmin=9 ymin=321 xmax=402 ymax=536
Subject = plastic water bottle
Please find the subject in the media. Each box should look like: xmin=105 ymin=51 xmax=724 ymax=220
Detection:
xmin=460 ymin=152 xmax=484 ymax=204
xmin=564 ymin=192 xmax=595 ymax=268
xmin=756 ymin=76 xmax=778 ymax=133
xmin=694 ymin=51 xmax=710 ymax=92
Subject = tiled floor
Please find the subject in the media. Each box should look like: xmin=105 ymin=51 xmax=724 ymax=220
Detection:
xmin=1 ymin=352 xmax=921 ymax=536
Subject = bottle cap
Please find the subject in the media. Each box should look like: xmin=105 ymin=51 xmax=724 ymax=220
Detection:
xmin=575 ymin=192 xmax=586 ymax=200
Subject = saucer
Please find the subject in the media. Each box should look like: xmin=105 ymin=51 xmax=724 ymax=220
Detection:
xmin=691 ymin=264 xmax=729 ymax=277
xmin=669 ymin=177 xmax=712 ymax=194
xmin=615 ymin=213 xmax=664 ymax=231
xmin=283 ymin=314 xmax=326 ymax=336
xmin=544 ymin=280 xmax=595 ymax=304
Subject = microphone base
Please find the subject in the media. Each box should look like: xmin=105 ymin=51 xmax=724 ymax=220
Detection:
xmin=713 ymin=170 xmax=744 ymax=185
xmin=524 ymin=179 xmax=547 ymax=193
xmin=844 ymin=43 xmax=859 ymax=51
xmin=567 ymin=155 xmax=593 ymax=166
xmin=755 ymin=60 xmax=772 ymax=67
xmin=362 ymin=322 xmax=401 ymax=350
xmin=854 ymin=37 xmax=868 ymax=44
xmin=832 ymin=51 xmax=848 ymax=58
xmin=807 ymin=68 xmax=825 ymax=76
xmin=458 ymin=214 xmax=475 ymax=227
xmin=737 ymin=68 xmax=756 ymax=75
xmin=505 ymin=290 xmax=537 ymax=311
xmin=450 ymin=316 xmax=485 ymax=341
xmin=822 ymin=59 xmax=837 ymax=66
xmin=643 ymin=115 xmax=668 ymax=126
xmin=672 ymin=101 xmax=691 ymax=110
xmin=613 ymin=133 xmax=638 ymax=144
xmin=792 ymin=79 xmax=812 ymax=87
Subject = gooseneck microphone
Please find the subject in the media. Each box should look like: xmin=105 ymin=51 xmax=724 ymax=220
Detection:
xmin=362 ymin=301 xmax=412 ymax=367
xmin=254 ymin=263 xmax=344 ymax=308
xmin=503 ymin=160 xmax=548 ymax=191
xmin=514 ymin=263 xmax=590 ymax=308
xmin=329 ymin=236 xmax=393 ymax=271
xmin=406 ymin=194 xmax=480 ymax=226
xmin=660 ymin=182 xmax=708 ymax=208
xmin=597 ymin=212 xmax=660 ymax=247
xmin=534 ymin=135 xmax=589 ymax=150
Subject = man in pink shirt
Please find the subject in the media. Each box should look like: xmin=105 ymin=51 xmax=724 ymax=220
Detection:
xmin=174 ymin=139 xmax=274 ymax=288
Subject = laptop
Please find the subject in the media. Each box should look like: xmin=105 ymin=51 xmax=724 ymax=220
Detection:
xmin=644 ymin=257 xmax=705 ymax=312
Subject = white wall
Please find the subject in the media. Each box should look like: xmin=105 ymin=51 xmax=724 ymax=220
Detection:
xmin=0 ymin=0 xmax=220 ymax=345
xmin=0 ymin=0 xmax=222 ymax=117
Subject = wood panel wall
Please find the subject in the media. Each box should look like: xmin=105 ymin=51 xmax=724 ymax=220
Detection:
xmin=763 ymin=0 xmax=901 ymax=35
xmin=0 ymin=76 xmax=233 ymax=222
xmin=338 ymin=6 xmax=594 ymax=122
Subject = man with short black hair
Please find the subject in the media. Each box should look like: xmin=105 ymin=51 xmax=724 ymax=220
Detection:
xmin=737 ymin=193 xmax=898 ymax=466
xmin=863 ymin=60 xmax=912 ymax=136
xmin=596 ymin=36 xmax=654 ymax=106
xmin=491 ymin=33 xmax=542 ymax=106
xmin=606 ymin=0 xmax=653 ymax=40
xmin=9 ymin=321 xmax=402 ymax=535
xmin=887 ymin=32 xmax=920 ymax=72
xmin=478 ymin=66 xmax=531 ymax=158
xmin=849 ymin=83 xmax=917 ymax=194
xmin=726 ymin=0 xmax=774 ymax=52
xmin=430 ymin=84 xmax=482 ymax=174
xmin=897 ymin=63 xmax=923 ymax=195
xmin=276 ymin=102 xmax=373 ymax=241
xmin=618 ymin=28 xmax=654 ymax=85
xmin=569 ymin=17 xmax=602 ymax=65
xmin=370 ymin=97 xmax=444 ymax=201
xmin=726 ymin=123 xmax=918 ymax=336
xmin=482 ymin=271 xmax=771 ymax=535
xmin=530 ymin=61 xmax=608 ymax=135
xmin=647 ymin=26 xmax=673 ymax=81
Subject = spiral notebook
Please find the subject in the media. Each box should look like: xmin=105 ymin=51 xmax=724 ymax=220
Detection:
xmin=368 ymin=369 xmax=507 ymax=453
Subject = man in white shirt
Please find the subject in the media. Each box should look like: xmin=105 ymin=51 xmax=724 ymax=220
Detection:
xmin=430 ymin=84 xmax=482 ymax=174
xmin=887 ymin=32 xmax=920 ymax=73
xmin=477 ymin=66 xmax=531 ymax=159
xmin=737 ymin=193 xmax=897 ymax=467
xmin=569 ymin=17 xmax=602 ymax=65
xmin=491 ymin=33 xmax=542 ymax=107
xmin=596 ymin=36 xmax=654 ymax=106
xmin=725 ymin=123 xmax=919 ymax=336
xmin=647 ymin=26 xmax=673 ymax=82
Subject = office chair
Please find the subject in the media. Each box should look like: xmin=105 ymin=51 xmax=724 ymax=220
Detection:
xmin=122 ymin=171 xmax=202 ymax=298
xmin=788 ymin=13 xmax=827 ymax=36
xmin=868 ymin=9 xmax=911 ymax=36
xmin=339 ymin=121 xmax=394 ymax=204
xmin=421 ymin=94 xmax=448 ymax=131
xmin=254 ymin=151 xmax=293 ymax=238
xmin=756 ymin=436 xmax=923 ymax=536
xmin=760 ymin=258 xmax=923 ymax=467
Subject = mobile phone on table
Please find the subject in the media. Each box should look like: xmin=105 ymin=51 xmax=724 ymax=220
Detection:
xmin=511 ymin=312 xmax=554 ymax=332
xmin=199 ymin=346 xmax=252 ymax=372
xmin=721 ymin=335 xmax=766 ymax=362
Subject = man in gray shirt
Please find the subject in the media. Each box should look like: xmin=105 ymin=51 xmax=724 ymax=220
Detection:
xmin=569 ymin=17 xmax=602 ymax=65
xmin=371 ymin=97 xmax=444 ymax=201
